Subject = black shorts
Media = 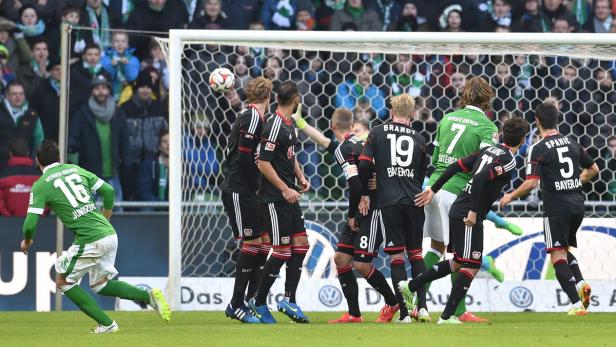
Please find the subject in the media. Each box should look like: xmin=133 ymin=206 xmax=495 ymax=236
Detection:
xmin=221 ymin=191 xmax=263 ymax=241
xmin=336 ymin=224 xmax=356 ymax=257
xmin=353 ymin=209 xmax=384 ymax=263
xmin=261 ymin=201 xmax=306 ymax=247
xmin=543 ymin=214 xmax=584 ymax=251
xmin=450 ymin=218 xmax=483 ymax=269
xmin=381 ymin=204 xmax=424 ymax=255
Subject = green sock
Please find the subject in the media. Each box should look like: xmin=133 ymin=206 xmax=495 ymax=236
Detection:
xmin=64 ymin=285 xmax=113 ymax=326
xmin=453 ymin=272 xmax=467 ymax=316
xmin=97 ymin=280 xmax=150 ymax=304
xmin=414 ymin=249 xmax=442 ymax=306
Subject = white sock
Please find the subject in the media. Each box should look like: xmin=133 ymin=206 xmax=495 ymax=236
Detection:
xmin=575 ymin=280 xmax=586 ymax=292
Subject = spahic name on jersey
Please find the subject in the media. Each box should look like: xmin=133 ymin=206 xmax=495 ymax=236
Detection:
xmin=525 ymin=132 xmax=594 ymax=215
xmin=360 ymin=121 xmax=427 ymax=209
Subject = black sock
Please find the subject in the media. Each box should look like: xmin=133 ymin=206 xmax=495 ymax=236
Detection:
xmin=231 ymin=244 xmax=259 ymax=308
xmin=409 ymin=252 xmax=427 ymax=310
xmin=441 ymin=269 xmax=474 ymax=320
xmin=409 ymin=259 xmax=453 ymax=292
xmin=390 ymin=258 xmax=409 ymax=318
xmin=246 ymin=248 xmax=268 ymax=301
xmin=338 ymin=265 xmax=360 ymax=317
xmin=365 ymin=266 xmax=397 ymax=306
xmin=254 ymin=252 xmax=288 ymax=306
xmin=554 ymin=259 xmax=580 ymax=304
xmin=284 ymin=245 xmax=308 ymax=303
xmin=567 ymin=252 xmax=584 ymax=284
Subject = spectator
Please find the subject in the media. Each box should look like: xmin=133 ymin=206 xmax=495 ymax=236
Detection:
xmin=477 ymin=0 xmax=513 ymax=32
xmin=126 ymin=0 xmax=189 ymax=59
xmin=68 ymin=75 xmax=129 ymax=202
xmin=30 ymin=58 xmax=61 ymax=142
xmin=261 ymin=0 xmax=312 ymax=30
xmin=81 ymin=0 xmax=121 ymax=51
xmin=0 ymin=44 xmax=18 ymax=94
xmin=335 ymin=61 xmax=386 ymax=119
xmin=141 ymin=39 xmax=169 ymax=91
xmin=121 ymin=70 xmax=168 ymax=201
xmin=512 ymin=0 xmax=551 ymax=32
xmin=439 ymin=4 xmax=463 ymax=32
xmin=601 ymin=135 xmax=616 ymax=200
xmin=221 ymin=0 xmax=260 ymax=29
xmin=387 ymin=53 xmax=426 ymax=97
xmin=182 ymin=116 xmax=220 ymax=194
xmin=189 ymin=0 xmax=231 ymax=29
xmin=296 ymin=5 xmax=316 ymax=30
xmin=389 ymin=1 xmax=428 ymax=32
xmin=17 ymin=39 xmax=47 ymax=95
xmin=0 ymin=17 xmax=33 ymax=76
xmin=583 ymin=0 xmax=612 ymax=32
xmin=0 ymin=137 xmax=40 ymax=216
xmin=491 ymin=61 xmax=518 ymax=113
xmin=0 ymin=81 xmax=44 ymax=167
xmin=552 ymin=15 xmax=575 ymax=32
xmin=367 ymin=0 xmax=402 ymax=31
xmin=16 ymin=5 xmax=47 ymax=47
xmin=329 ymin=0 xmax=382 ymax=31
xmin=230 ymin=54 xmax=254 ymax=92
xmin=101 ymin=31 xmax=140 ymax=100
xmin=315 ymin=0 xmax=346 ymax=30
xmin=47 ymin=6 xmax=93 ymax=63
xmin=69 ymin=44 xmax=112 ymax=114
xmin=542 ymin=0 xmax=570 ymax=26
xmin=137 ymin=130 xmax=169 ymax=202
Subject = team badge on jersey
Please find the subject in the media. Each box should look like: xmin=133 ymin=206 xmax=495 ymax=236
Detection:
xmin=265 ymin=142 xmax=276 ymax=151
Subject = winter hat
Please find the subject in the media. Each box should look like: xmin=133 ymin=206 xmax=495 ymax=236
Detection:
xmin=0 ymin=44 xmax=9 ymax=60
xmin=134 ymin=70 xmax=155 ymax=90
xmin=47 ymin=56 xmax=61 ymax=69
xmin=18 ymin=4 xmax=39 ymax=22
xmin=296 ymin=0 xmax=316 ymax=17
xmin=90 ymin=74 xmax=112 ymax=89
xmin=439 ymin=4 xmax=462 ymax=29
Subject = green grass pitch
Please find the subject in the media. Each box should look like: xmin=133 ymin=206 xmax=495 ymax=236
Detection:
xmin=1 ymin=311 xmax=614 ymax=347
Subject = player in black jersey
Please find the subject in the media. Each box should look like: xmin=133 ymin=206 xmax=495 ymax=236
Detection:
xmin=249 ymin=81 xmax=311 ymax=324
xmin=293 ymin=108 xmax=399 ymax=323
xmin=401 ymin=117 xmax=529 ymax=325
xmin=358 ymin=94 xmax=428 ymax=323
xmin=221 ymin=77 xmax=273 ymax=323
xmin=500 ymin=103 xmax=599 ymax=316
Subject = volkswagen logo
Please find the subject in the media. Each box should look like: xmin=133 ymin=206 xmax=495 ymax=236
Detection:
xmin=318 ymin=285 xmax=342 ymax=307
xmin=510 ymin=286 xmax=533 ymax=308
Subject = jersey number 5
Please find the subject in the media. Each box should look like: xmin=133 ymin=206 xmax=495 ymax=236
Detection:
xmin=53 ymin=174 xmax=91 ymax=208
xmin=556 ymin=147 xmax=573 ymax=179
xmin=387 ymin=134 xmax=414 ymax=166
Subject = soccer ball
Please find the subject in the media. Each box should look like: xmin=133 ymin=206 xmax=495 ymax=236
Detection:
xmin=209 ymin=67 xmax=235 ymax=93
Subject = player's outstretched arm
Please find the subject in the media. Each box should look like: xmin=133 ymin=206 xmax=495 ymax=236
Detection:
xmin=293 ymin=105 xmax=331 ymax=149
xmin=499 ymin=179 xmax=538 ymax=208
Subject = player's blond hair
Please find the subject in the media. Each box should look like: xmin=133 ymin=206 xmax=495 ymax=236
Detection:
xmin=332 ymin=108 xmax=353 ymax=131
xmin=457 ymin=76 xmax=494 ymax=113
xmin=246 ymin=77 xmax=273 ymax=104
xmin=390 ymin=93 xmax=416 ymax=120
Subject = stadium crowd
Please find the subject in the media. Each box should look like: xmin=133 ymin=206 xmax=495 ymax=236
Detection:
xmin=0 ymin=0 xmax=616 ymax=215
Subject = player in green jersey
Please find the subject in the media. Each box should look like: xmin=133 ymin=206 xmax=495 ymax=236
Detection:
xmin=20 ymin=141 xmax=171 ymax=334
xmin=421 ymin=77 xmax=498 ymax=323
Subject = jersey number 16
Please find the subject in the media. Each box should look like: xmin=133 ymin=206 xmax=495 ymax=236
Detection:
xmin=54 ymin=174 xmax=91 ymax=208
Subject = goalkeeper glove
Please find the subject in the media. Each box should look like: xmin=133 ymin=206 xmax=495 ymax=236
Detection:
xmin=292 ymin=104 xmax=307 ymax=130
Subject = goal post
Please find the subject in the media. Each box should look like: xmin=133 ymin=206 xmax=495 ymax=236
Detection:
xmin=161 ymin=30 xmax=616 ymax=311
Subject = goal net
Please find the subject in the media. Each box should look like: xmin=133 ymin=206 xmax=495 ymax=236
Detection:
xmin=158 ymin=31 xmax=616 ymax=311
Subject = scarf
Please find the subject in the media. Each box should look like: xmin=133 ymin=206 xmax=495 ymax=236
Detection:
xmin=347 ymin=4 xmax=364 ymax=20
xmin=491 ymin=12 xmax=511 ymax=27
xmin=31 ymin=59 xmax=48 ymax=77
xmin=375 ymin=0 xmax=394 ymax=30
xmin=88 ymin=96 xmax=116 ymax=123
xmin=87 ymin=6 xmax=111 ymax=49
xmin=131 ymin=93 xmax=151 ymax=111
xmin=4 ymin=99 xmax=28 ymax=123
xmin=17 ymin=20 xmax=46 ymax=37
xmin=272 ymin=0 xmax=294 ymax=28
xmin=49 ymin=78 xmax=61 ymax=95
xmin=158 ymin=156 xmax=168 ymax=200
xmin=594 ymin=15 xmax=612 ymax=33
xmin=83 ymin=61 xmax=103 ymax=75
xmin=325 ymin=0 xmax=346 ymax=11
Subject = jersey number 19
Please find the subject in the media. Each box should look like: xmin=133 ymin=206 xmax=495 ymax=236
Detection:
xmin=387 ymin=134 xmax=414 ymax=166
